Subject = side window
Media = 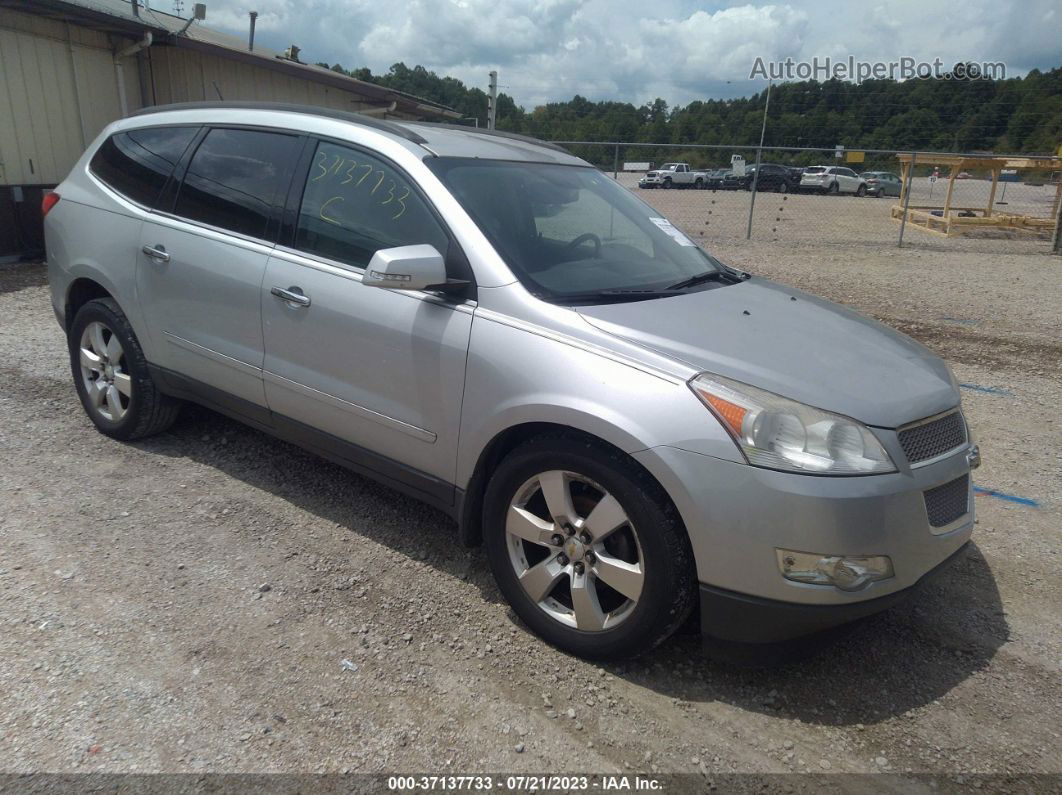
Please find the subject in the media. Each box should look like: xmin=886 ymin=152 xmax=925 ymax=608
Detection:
xmin=174 ymin=128 xmax=300 ymax=240
xmin=294 ymin=140 xmax=449 ymax=269
xmin=89 ymin=126 xmax=198 ymax=207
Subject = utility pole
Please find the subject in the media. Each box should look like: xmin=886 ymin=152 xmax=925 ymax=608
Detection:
xmin=487 ymin=70 xmax=498 ymax=130
xmin=745 ymin=79 xmax=771 ymax=240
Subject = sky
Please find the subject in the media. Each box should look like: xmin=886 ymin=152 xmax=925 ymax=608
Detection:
xmin=189 ymin=0 xmax=1061 ymax=109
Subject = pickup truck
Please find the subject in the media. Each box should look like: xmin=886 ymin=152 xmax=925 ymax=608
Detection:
xmin=638 ymin=163 xmax=710 ymax=189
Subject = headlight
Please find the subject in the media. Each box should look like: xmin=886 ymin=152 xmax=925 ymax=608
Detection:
xmin=690 ymin=373 xmax=896 ymax=475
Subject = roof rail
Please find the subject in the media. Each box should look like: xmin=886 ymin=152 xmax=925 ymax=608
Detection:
xmin=410 ymin=122 xmax=571 ymax=155
xmin=130 ymin=101 xmax=429 ymax=145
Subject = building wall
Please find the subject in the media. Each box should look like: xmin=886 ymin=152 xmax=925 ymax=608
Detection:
xmin=147 ymin=47 xmax=422 ymax=118
xmin=0 ymin=8 xmax=142 ymax=187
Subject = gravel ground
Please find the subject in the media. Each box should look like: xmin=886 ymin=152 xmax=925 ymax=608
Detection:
xmin=0 ymin=242 xmax=1059 ymax=783
xmin=619 ymin=173 xmax=1059 ymax=256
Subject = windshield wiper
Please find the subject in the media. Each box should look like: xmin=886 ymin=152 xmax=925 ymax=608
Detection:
xmin=550 ymin=288 xmax=685 ymax=304
xmin=668 ymin=265 xmax=751 ymax=290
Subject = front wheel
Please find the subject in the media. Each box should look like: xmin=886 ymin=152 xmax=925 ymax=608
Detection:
xmin=662 ymin=178 xmax=672 ymax=189
xmin=69 ymin=298 xmax=181 ymax=440
xmin=484 ymin=437 xmax=696 ymax=660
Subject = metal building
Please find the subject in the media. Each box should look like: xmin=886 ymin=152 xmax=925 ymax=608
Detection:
xmin=0 ymin=0 xmax=460 ymax=259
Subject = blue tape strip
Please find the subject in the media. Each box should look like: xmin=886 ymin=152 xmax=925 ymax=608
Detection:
xmin=960 ymin=383 xmax=1013 ymax=396
xmin=973 ymin=486 xmax=1039 ymax=507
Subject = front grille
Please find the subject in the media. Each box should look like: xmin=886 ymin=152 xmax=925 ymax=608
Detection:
xmin=924 ymin=474 xmax=970 ymax=528
xmin=898 ymin=410 xmax=967 ymax=465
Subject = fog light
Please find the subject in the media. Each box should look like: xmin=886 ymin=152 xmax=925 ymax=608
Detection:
xmin=776 ymin=549 xmax=894 ymax=592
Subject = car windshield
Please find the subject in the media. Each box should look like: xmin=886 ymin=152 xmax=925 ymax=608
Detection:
xmin=804 ymin=167 xmax=827 ymax=174
xmin=428 ymin=158 xmax=725 ymax=302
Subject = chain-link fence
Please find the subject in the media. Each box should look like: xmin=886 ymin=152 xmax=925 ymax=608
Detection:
xmin=552 ymin=141 xmax=1062 ymax=255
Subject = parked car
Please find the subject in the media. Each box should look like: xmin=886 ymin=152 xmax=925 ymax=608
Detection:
xmin=45 ymin=102 xmax=978 ymax=660
xmin=862 ymin=171 xmax=903 ymax=197
xmin=800 ymin=166 xmax=867 ymax=195
xmin=733 ymin=163 xmax=800 ymax=193
xmin=703 ymin=168 xmax=730 ymax=190
xmin=638 ymin=162 xmax=710 ymax=189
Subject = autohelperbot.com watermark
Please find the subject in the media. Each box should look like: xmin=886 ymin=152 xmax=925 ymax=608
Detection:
xmin=749 ymin=56 xmax=1006 ymax=82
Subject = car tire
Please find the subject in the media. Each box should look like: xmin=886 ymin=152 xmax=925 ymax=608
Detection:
xmin=694 ymin=178 xmax=703 ymax=189
xmin=483 ymin=435 xmax=696 ymax=660
xmin=856 ymin=184 xmax=867 ymax=197
xmin=662 ymin=178 xmax=672 ymax=189
xmin=777 ymin=181 xmax=788 ymax=194
xmin=828 ymin=181 xmax=839 ymax=195
xmin=68 ymin=297 xmax=181 ymax=441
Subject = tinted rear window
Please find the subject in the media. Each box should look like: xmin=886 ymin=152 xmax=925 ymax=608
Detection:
xmin=174 ymin=128 xmax=300 ymax=240
xmin=804 ymin=167 xmax=827 ymax=174
xmin=90 ymin=127 xmax=198 ymax=207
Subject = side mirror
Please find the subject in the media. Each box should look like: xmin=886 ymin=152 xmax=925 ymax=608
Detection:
xmin=362 ymin=244 xmax=447 ymax=291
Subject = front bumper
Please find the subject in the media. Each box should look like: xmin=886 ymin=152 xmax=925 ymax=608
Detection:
xmin=632 ymin=443 xmax=975 ymax=625
xmin=699 ymin=542 xmax=968 ymax=642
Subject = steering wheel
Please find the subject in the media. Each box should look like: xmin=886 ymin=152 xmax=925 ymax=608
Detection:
xmin=565 ymin=232 xmax=602 ymax=257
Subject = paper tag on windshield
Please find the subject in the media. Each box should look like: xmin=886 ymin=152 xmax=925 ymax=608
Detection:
xmin=649 ymin=217 xmax=696 ymax=246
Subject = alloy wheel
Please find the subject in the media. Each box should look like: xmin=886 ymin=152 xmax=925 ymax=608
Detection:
xmin=79 ymin=321 xmax=131 ymax=422
xmin=505 ymin=470 xmax=644 ymax=632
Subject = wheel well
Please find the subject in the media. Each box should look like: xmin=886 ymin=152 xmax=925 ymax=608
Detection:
xmin=65 ymin=279 xmax=112 ymax=331
xmin=457 ymin=422 xmax=676 ymax=548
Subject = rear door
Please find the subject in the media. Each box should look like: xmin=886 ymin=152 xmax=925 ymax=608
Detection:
xmin=261 ymin=137 xmax=474 ymax=497
xmin=137 ymin=127 xmax=302 ymax=408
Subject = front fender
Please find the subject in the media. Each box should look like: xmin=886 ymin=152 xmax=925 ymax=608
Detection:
xmin=455 ymin=312 xmax=743 ymax=488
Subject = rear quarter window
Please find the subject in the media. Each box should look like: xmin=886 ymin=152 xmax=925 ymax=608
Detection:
xmin=89 ymin=126 xmax=198 ymax=207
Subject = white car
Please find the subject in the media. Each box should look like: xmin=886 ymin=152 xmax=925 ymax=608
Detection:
xmin=800 ymin=166 xmax=867 ymax=196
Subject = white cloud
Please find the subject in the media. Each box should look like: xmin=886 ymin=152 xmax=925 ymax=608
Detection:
xmin=201 ymin=0 xmax=1058 ymax=109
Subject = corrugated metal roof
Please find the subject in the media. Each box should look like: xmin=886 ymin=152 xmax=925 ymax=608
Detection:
xmin=15 ymin=0 xmax=459 ymax=118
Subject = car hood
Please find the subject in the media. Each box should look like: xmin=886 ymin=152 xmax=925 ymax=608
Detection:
xmin=576 ymin=278 xmax=958 ymax=428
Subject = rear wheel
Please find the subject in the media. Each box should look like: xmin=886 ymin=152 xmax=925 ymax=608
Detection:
xmin=69 ymin=298 xmax=181 ymax=440
xmin=484 ymin=436 xmax=696 ymax=660
xmin=828 ymin=181 xmax=839 ymax=195
xmin=694 ymin=178 xmax=704 ymax=189
xmin=776 ymin=181 xmax=788 ymax=194
xmin=856 ymin=184 xmax=867 ymax=197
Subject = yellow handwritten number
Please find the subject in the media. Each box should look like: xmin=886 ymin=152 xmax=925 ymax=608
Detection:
xmin=371 ymin=170 xmax=386 ymax=194
xmin=311 ymin=150 xmax=329 ymax=181
xmin=380 ymin=180 xmax=396 ymax=205
xmin=391 ymin=187 xmax=409 ymax=220
xmin=341 ymin=160 xmax=359 ymax=185
xmin=354 ymin=164 xmax=373 ymax=186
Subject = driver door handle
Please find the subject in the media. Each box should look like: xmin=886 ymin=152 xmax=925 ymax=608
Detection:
xmin=271 ymin=286 xmax=311 ymax=307
xmin=142 ymin=244 xmax=170 ymax=263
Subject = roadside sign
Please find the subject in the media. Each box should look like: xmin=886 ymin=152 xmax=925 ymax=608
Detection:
xmin=835 ymin=144 xmax=844 ymax=159
xmin=846 ymin=151 xmax=865 ymax=163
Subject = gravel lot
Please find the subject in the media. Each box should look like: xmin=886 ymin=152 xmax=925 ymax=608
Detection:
xmin=619 ymin=173 xmax=1059 ymax=255
xmin=0 ymin=235 xmax=1059 ymax=783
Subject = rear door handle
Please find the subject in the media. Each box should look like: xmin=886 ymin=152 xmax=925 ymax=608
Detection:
xmin=271 ymin=286 xmax=311 ymax=307
xmin=142 ymin=244 xmax=170 ymax=263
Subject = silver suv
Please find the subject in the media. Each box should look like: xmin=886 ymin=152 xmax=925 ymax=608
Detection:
xmin=45 ymin=102 xmax=978 ymax=659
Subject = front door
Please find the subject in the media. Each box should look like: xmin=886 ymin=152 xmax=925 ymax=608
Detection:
xmin=136 ymin=127 xmax=301 ymax=407
xmin=261 ymin=138 xmax=473 ymax=498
